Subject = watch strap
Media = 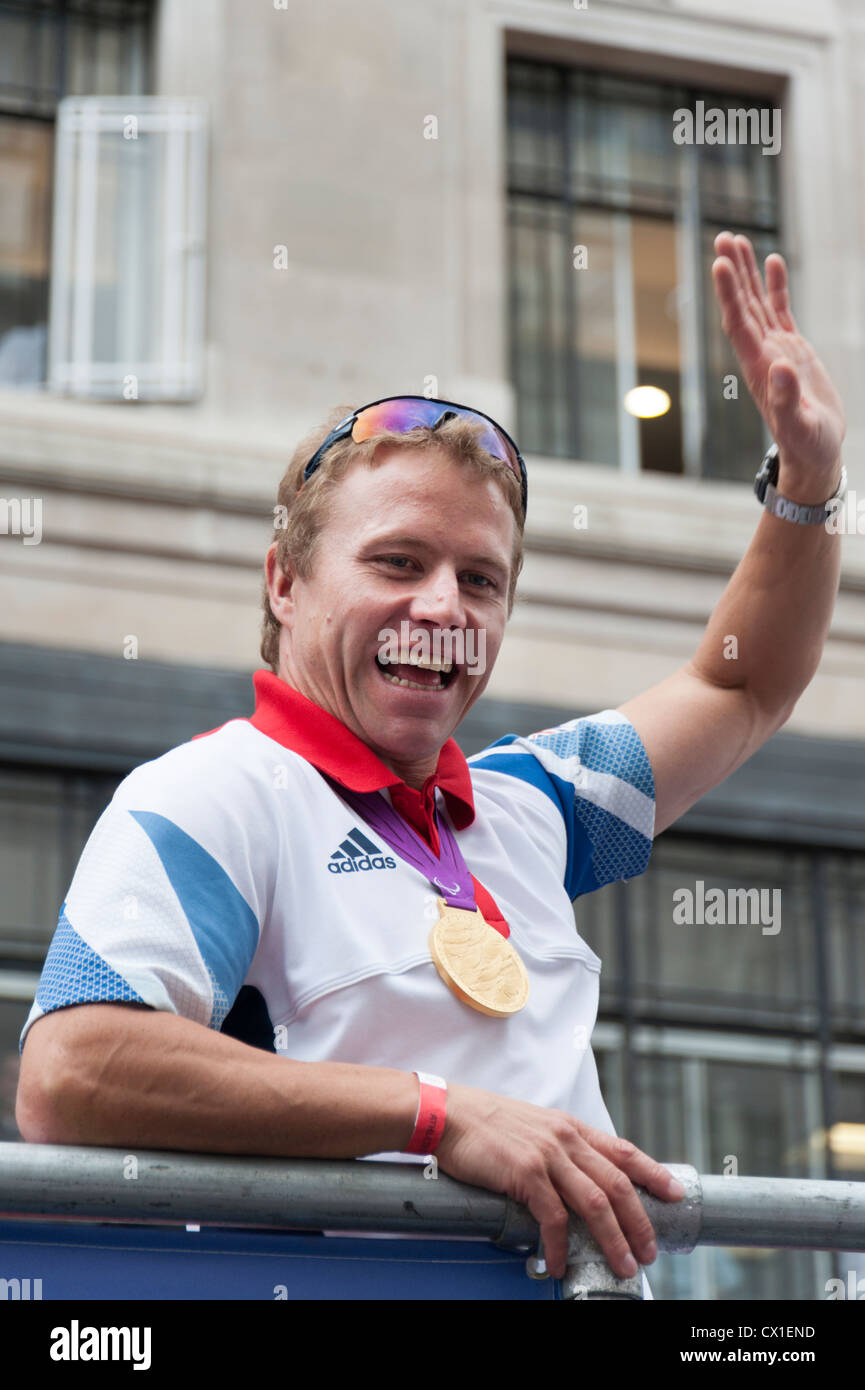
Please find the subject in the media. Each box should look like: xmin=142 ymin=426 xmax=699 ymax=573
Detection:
xmin=755 ymin=443 xmax=846 ymax=526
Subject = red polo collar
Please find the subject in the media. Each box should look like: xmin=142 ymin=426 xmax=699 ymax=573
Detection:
xmin=246 ymin=671 xmax=476 ymax=852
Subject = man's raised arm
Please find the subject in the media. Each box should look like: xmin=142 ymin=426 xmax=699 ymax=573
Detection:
xmin=618 ymin=231 xmax=846 ymax=836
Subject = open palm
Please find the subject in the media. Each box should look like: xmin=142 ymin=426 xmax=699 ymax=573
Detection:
xmin=712 ymin=232 xmax=846 ymax=481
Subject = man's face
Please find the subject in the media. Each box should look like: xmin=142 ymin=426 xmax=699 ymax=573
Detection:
xmin=266 ymin=444 xmax=517 ymax=786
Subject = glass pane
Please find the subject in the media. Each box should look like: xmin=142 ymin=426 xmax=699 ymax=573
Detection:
xmin=0 ymin=116 xmax=52 ymax=386
xmin=0 ymin=4 xmax=151 ymax=116
xmin=631 ymin=215 xmax=682 ymax=474
xmin=569 ymin=208 xmax=619 ymax=465
xmin=0 ymin=11 xmax=56 ymax=113
xmin=0 ymin=998 xmax=31 ymax=1141
xmin=831 ymin=1073 xmax=865 ymax=1182
xmin=568 ymin=71 xmax=681 ymax=215
xmin=636 ymin=838 xmax=813 ymax=1025
xmin=832 ymin=1073 xmax=865 ymax=1294
xmin=708 ymin=1061 xmax=810 ymax=1177
xmin=0 ymin=770 xmax=69 ymax=956
xmin=633 ymin=1050 xmax=688 ymax=1161
xmin=697 ymin=92 xmax=780 ymax=229
xmin=582 ymin=835 xmax=818 ymax=1027
xmin=827 ymin=855 xmax=865 ymax=1032
xmin=704 ymin=1060 xmax=814 ymax=1300
xmin=0 ymin=768 xmax=120 ymax=959
xmin=507 ymin=60 xmax=565 ymax=198
xmin=509 ymin=195 xmax=572 ymax=457
xmin=627 ymin=1051 xmax=694 ymax=1301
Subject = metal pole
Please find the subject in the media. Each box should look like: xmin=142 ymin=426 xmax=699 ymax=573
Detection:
xmin=3 ymin=1145 xmax=865 ymax=1292
xmin=0 ymin=1142 xmax=537 ymax=1248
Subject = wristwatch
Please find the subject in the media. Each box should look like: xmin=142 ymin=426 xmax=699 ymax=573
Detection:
xmin=754 ymin=442 xmax=847 ymax=525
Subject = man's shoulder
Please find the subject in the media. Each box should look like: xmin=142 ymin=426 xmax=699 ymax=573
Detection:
xmin=116 ymin=717 xmax=262 ymax=794
xmin=110 ymin=718 xmax=331 ymax=826
xmin=467 ymin=709 xmax=653 ymax=796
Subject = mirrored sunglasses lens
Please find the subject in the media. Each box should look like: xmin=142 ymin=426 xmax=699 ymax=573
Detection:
xmin=351 ymin=400 xmax=440 ymax=442
xmin=352 ymin=399 xmax=521 ymax=484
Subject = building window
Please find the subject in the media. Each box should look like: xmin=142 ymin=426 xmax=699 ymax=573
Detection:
xmin=0 ymin=0 xmax=154 ymax=388
xmin=49 ymin=95 xmax=209 ymax=400
xmin=506 ymin=60 xmax=782 ymax=482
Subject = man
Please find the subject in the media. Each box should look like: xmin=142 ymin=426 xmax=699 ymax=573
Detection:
xmin=15 ymin=232 xmax=846 ymax=1298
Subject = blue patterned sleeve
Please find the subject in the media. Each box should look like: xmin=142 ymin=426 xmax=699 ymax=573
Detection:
xmin=467 ymin=710 xmax=655 ymax=899
xmin=19 ymin=789 xmax=261 ymax=1055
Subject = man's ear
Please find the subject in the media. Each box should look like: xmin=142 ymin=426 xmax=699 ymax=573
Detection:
xmin=265 ymin=542 xmax=296 ymax=626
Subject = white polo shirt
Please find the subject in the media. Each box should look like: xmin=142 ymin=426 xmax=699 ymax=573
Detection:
xmin=20 ymin=671 xmax=657 ymax=1296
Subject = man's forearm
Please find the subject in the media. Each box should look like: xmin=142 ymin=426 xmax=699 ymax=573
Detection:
xmin=16 ymin=1003 xmax=420 ymax=1157
xmin=687 ymin=458 xmax=843 ymax=720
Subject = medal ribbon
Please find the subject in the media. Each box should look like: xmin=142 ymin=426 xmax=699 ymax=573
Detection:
xmin=323 ymin=777 xmax=488 ymax=914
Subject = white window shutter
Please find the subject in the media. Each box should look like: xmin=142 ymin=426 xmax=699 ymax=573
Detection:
xmin=48 ymin=97 xmax=208 ymax=401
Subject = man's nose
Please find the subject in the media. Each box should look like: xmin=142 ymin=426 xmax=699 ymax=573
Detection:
xmin=407 ymin=567 xmax=466 ymax=628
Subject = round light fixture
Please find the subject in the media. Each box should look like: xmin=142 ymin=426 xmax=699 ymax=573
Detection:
xmin=624 ymin=386 xmax=672 ymax=419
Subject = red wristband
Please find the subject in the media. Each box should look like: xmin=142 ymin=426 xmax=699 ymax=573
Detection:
xmin=405 ymin=1071 xmax=447 ymax=1154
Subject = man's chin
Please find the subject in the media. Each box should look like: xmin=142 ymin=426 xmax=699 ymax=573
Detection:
xmin=361 ymin=695 xmax=465 ymax=764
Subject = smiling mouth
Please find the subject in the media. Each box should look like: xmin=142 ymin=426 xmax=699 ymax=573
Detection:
xmin=374 ymin=653 xmax=457 ymax=692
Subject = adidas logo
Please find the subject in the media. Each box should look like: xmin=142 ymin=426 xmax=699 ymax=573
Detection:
xmin=328 ymin=826 xmax=397 ymax=874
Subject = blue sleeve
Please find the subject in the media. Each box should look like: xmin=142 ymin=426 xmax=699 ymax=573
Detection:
xmin=19 ymin=774 xmax=261 ymax=1055
xmin=467 ymin=710 xmax=655 ymax=899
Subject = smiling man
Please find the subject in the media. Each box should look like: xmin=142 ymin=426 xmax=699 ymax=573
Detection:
xmin=16 ymin=233 xmax=847 ymax=1300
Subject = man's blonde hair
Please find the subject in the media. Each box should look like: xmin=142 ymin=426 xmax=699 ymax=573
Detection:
xmin=260 ymin=404 xmax=525 ymax=671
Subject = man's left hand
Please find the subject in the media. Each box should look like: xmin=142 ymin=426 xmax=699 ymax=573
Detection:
xmin=712 ymin=231 xmax=846 ymax=489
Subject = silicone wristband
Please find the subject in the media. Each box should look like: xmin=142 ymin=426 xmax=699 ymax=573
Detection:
xmin=405 ymin=1071 xmax=447 ymax=1154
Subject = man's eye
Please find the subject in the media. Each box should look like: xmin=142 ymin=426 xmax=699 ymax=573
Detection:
xmin=465 ymin=572 xmax=494 ymax=588
xmin=383 ymin=556 xmax=412 ymax=569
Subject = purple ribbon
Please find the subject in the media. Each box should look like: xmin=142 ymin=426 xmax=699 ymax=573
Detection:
xmin=324 ymin=777 xmax=477 ymax=910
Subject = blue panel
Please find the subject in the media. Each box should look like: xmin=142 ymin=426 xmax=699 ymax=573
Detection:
xmin=130 ymin=810 xmax=259 ymax=1028
xmin=526 ymin=721 xmax=655 ymax=800
xmin=30 ymin=909 xmax=145 ymax=1040
xmin=468 ymin=750 xmax=595 ymax=898
xmin=0 ymin=1220 xmax=560 ymax=1301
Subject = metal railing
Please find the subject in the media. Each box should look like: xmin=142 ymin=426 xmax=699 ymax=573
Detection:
xmin=2 ymin=1143 xmax=865 ymax=1299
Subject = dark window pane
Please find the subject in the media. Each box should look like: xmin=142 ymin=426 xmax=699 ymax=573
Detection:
xmin=0 ymin=997 xmax=31 ymax=1141
xmin=831 ymin=1073 xmax=865 ymax=1183
xmin=0 ymin=766 xmax=120 ymax=960
xmin=582 ymin=834 xmax=826 ymax=1030
xmin=0 ymin=115 xmax=52 ymax=385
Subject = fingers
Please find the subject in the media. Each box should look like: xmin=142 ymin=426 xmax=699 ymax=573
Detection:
xmin=533 ymin=1126 xmax=679 ymax=1281
xmin=711 ymin=243 xmax=763 ymax=367
xmin=765 ymin=252 xmax=797 ymax=332
xmin=735 ymin=234 xmax=774 ymax=333
xmin=714 ymin=231 xmax=797 ymax=339
xmin=565 ymin=1132 xmax=668 ymax=1264
xmin=713 ymin=231 xmax=766 ymax=331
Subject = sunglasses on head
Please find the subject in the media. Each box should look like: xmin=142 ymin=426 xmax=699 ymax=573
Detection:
xmin=301 ymin=395 xmax=528 ymax=518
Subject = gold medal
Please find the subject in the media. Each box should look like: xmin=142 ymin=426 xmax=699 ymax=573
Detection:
xmin=429 ymin=898 xmax=529 ymax=1018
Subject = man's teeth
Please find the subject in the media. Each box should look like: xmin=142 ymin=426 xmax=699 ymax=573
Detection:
xmin=380 ymin=670 xmax=446 ymax=690
xmin=376 ymin=651 xmax=455 ymax=690
xmin=377 ymin=652 xmax=454 ymax=672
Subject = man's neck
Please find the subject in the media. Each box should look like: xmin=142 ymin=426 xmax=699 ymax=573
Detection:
xmin=276 ymin=660 xmax=442 ymax=791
